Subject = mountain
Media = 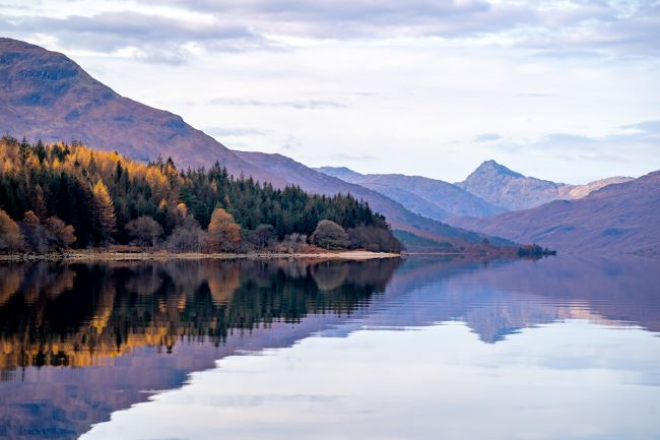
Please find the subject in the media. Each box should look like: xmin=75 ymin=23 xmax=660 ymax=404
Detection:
xmin=317 ymin=167 xmax=504 ymax=220
xmin=0 ymin=38 xmax=515 ymax=251
xmin=452 ymin=171 xmax=660 ymax=256
xmin=0 ymin=38 xmax=286 ymax=186
xmin=457 ymin=160 xmax=633 ymax=210
xmin=236 ymin=152 xmax=514 ymax=249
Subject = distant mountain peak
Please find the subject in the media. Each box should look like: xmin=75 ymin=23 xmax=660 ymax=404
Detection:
xmin=457 ymin=161 xmax=562 ymax=211
xmin=473 ymin=160 xmax=524 ymax=179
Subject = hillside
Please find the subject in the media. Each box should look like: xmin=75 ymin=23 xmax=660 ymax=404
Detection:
xmin=0 ymin=38 xmax=286 ymax=186
xmin=317 ymin=167 xmax=504 ymax=220
xmin=452 ymin=171 xmax=660 ymax=257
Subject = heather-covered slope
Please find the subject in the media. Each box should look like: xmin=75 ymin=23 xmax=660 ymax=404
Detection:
xmin=0 ymin=38 xmax=286 ymax=186
xmin=236 ymin=152 xmax=514 ymax=248
xmin=453 ymin=171 xmax=660 ymax=256
xmin=317 ymin=166 xmax=504 ymax=219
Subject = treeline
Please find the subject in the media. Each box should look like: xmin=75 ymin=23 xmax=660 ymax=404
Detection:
xmin=517 ymin=244 xmax=556 ymax=257
xmin=0 ymin=137 xmax=402 ymax=253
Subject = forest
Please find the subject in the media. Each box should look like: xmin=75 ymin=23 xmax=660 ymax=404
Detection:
xmin=0 ymin=136 xmax=402 ymax=254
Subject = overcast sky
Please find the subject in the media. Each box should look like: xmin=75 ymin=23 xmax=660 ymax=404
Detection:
xmin=2 ymin=0 xmax=659 ymax=183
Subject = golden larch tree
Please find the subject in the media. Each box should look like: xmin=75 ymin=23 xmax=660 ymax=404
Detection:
xmin=93 ymin=180 xmax=116 ymax=240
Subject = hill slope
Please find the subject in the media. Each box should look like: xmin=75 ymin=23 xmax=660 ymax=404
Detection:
xmin=452 ymin=171 xmax=660 ymax=256
xmin=318 ymin=167 xmax=504 ymax=220
xmin=0 ymin=38 xmax=286 ymax=186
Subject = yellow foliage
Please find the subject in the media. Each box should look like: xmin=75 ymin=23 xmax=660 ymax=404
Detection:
xmin=176 ymin=203 xmax=188 ymax=220
xmin=93 ymin=180 xmax=116 ymax=235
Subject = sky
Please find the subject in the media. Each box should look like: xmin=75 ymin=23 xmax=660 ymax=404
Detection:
xmin=1 ymin=0 xmax=659 ymax=183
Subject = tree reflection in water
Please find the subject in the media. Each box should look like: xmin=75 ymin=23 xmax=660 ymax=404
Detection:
xmin=0 ymin=258 xmax=401 ymax=371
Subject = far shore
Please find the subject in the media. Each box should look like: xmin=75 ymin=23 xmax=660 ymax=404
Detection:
xmin=0 ymin=249 xmax=403 ymax=262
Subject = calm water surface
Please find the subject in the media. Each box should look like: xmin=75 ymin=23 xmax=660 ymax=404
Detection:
xmin=0 ymin=256 xmax=659 ymax=440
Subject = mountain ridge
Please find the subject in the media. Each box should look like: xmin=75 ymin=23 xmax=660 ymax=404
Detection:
xmin=317 ymin=163 xmax=632 ymax=223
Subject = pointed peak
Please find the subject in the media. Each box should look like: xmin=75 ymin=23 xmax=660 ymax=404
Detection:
xmin=473 ymin=160 xmax=524 ymax=178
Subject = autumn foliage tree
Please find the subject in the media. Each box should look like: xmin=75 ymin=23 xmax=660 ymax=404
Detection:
xmin=208 ymin=207 xmax=241 ymax=252
xmin=15 ymin=211 xmax=75 ymax=252
xmin=44 ymin=217 xmax=77 ymax=249
xmin=93 ymin=180 xmax=116 ymax=242
xmin=0 ymin=209 xmax=23 ymax=253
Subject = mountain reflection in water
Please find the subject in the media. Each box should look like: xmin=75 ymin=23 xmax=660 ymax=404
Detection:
xmin=0 ymin=256 xmax=659 ymax=440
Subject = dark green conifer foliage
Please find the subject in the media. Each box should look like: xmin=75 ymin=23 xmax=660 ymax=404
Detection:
xmin=0 ymin=137 xmax=402 ymax=252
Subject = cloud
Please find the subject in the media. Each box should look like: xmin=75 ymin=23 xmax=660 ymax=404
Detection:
xmin=0 ymin=10 xmax=269 ymax=64
xmin=209 ymin=97 xmax=347 ymax=110
xmin=620 ymin=120 xmax=660 ymax=133
xmin=129 ymin=0 xmax=532 ymax=40
xmin=2 ymin=0 xmax=658 ymax=62
xmin=473 ymin=133 xmax=502 ymax=142
xmin=479 ymin=117 xmax=660 ymax=165
xmin=130 ymin=0 xmax=660 ymax=59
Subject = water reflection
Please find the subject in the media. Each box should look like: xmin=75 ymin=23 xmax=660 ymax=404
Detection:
xmin=0 ymin=256 xmax=659 ymax=440
xmin=0 ymin=259 xmax=400 ymax=371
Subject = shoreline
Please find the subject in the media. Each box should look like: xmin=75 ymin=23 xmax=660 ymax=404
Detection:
xmin=0 ymin=249 xmax=403 ymax=262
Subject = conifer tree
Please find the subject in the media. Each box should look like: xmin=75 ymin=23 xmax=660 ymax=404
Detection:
xmin=93 ymin=180 xmax=116 ymax=241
